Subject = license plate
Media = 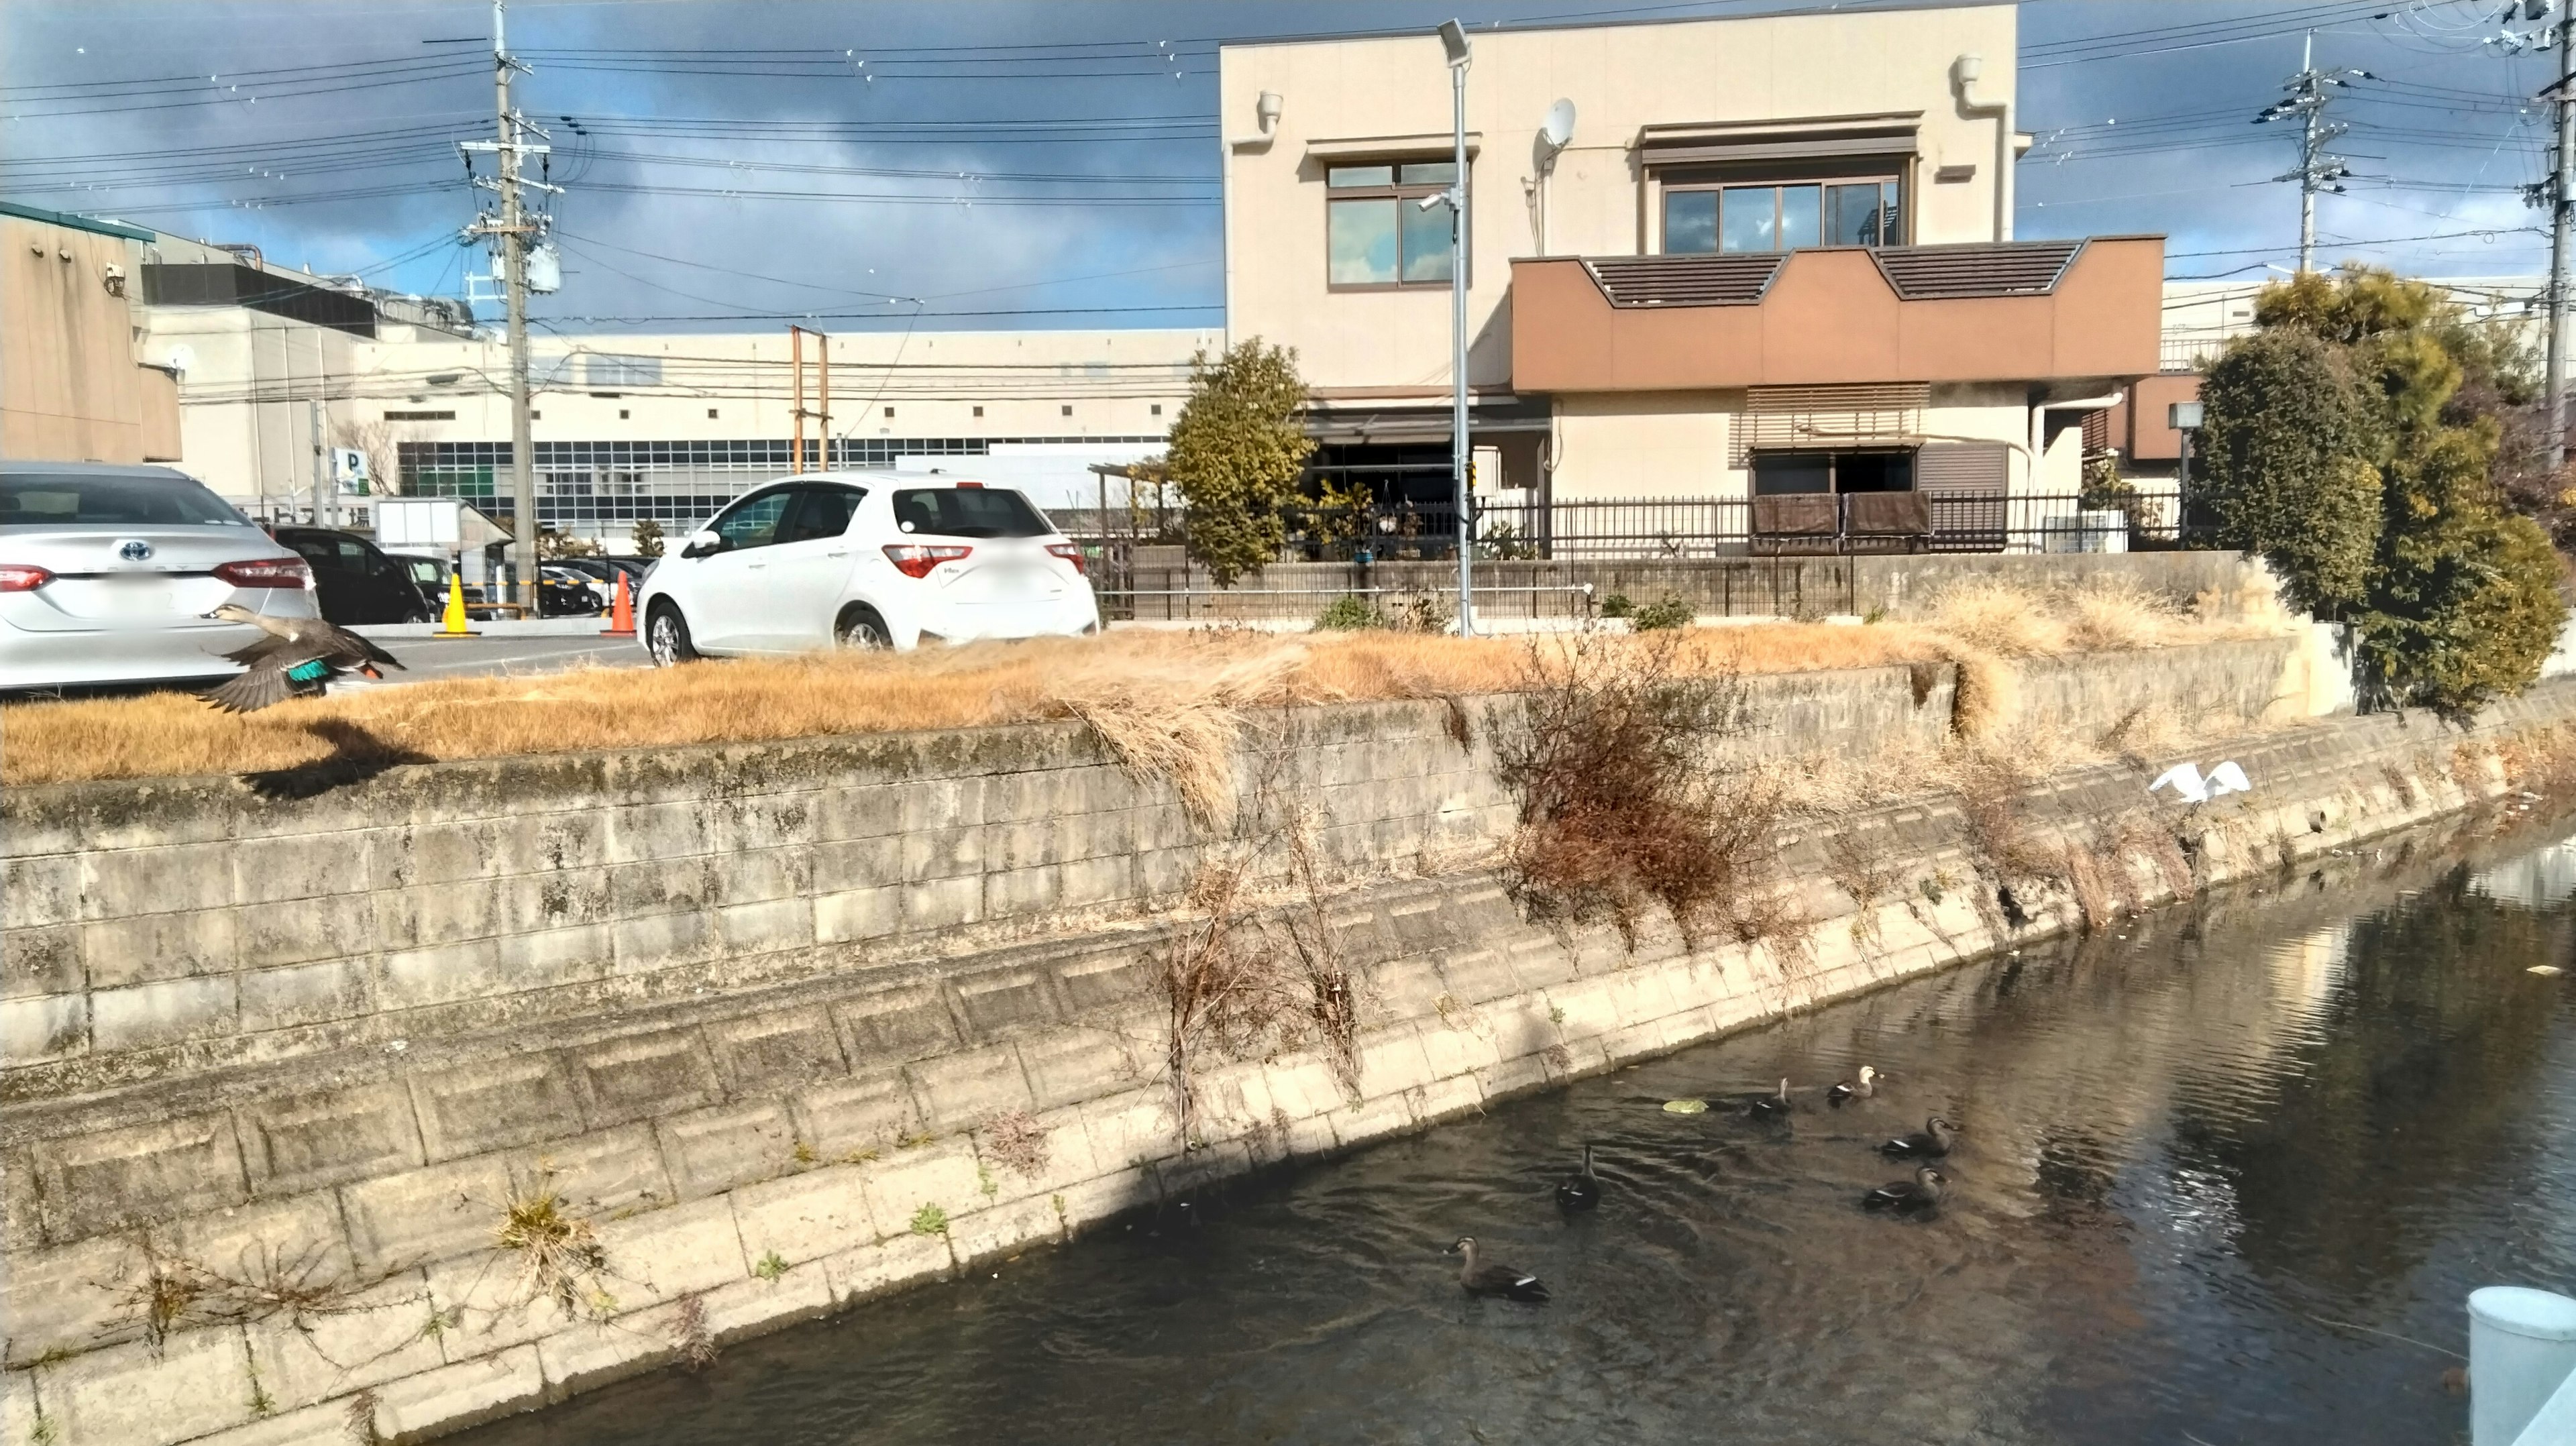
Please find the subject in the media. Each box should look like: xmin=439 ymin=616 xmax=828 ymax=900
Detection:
xmin=99 ymin=577 xmax=174 ymax=616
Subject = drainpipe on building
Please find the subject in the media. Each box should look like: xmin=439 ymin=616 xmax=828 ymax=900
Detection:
xmin=1953 ymin=54 xmax=2013 ymax=243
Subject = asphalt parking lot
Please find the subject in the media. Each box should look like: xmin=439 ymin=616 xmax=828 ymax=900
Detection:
xmin=362 ymin=632 xmax=656 ymax=682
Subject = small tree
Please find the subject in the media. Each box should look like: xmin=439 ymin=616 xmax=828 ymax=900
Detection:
xmin=630 ymin=517 xmax=665 ymax=559
xmin=2195 ymin=327 xmax=2382 ymax=616
xmin=1163 ymin=341 xmax=1316 ymax=586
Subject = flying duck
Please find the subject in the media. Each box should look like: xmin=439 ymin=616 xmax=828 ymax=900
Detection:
xmin=1556 ymin=1144 xmax=1601 ymax=1211
xmin=1880 ymin=1115 xmax=1959 ymax=1159
xmin=1827 ymin=1066 xmax=1878 ymax=1107
xmin=1863 ymin=1165 xmax=1947 ymax=1214
xmin=1747 ymin=1078 xmax=1793 ymax=1119
xmin=201 ymin=602 xmax=405 ymax=713
xmin=1448 ymin=1237 xmax=1550 ymax=1301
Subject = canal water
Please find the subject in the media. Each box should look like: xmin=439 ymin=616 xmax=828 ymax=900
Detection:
xmin=464 ymin=832 xmax=2576 ymax=1446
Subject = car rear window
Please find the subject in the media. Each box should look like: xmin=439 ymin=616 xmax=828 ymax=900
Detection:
xmin=891 ymin=487 xmax=1051 ymax=539
xmin=0 ymin=473 xmax=250 ymax=527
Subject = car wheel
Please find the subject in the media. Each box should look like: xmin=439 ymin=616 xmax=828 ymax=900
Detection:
xmin=835 ymin=607 xmax=892 ymax=651
xmin=647 ymin=603 xmax=699 ymax=665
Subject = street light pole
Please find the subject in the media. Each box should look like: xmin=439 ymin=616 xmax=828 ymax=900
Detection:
xmin=1439 ymin=19 xmax=1474 ymax=637
xmin=2548 ymin=0 xmax=2573 ymax=469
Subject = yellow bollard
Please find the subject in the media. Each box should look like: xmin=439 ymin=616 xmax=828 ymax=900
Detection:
xmin=433 ymin=566 xmax=480 ymax=638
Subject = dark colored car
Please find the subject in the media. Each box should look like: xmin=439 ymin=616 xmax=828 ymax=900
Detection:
xmin=272 ymin=526 xmax=435 ymax=624
xmin=555 ymin=555 xmax=654 ymax=601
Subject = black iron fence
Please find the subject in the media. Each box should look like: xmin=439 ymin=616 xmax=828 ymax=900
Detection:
xmin=1235 ymin=488 xmax=2203 ymax=563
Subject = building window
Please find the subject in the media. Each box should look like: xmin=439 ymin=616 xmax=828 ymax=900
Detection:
xmin=1326 ymin=161 xmax=1458 ymax=288
xmin=1151 ymin=404 xmax=1163 ymax=416
xmin=1061 ymin=404 xmax=1073 ymax=416
xmin=1750 ymin=449 xmax=1914 ymax=495
xmin=973 ymin=406 xmax=984 ymax=418
xmin=884 ymin=406 xmax=895 ymax=419
xmin=707 ymin=408 xmax=719 ymax=419
xmin=382 ymin=410 xmax=455 ymax=421
xmin=530 ymin=410 xmax=541 ymax=421
xmin=1663 ymin=179 xmax=1901 ymax=254
xmin=619 ymin=409 xmax=630 ymax=420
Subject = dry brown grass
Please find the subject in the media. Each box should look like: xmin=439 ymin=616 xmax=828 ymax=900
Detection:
xmin=3 ymin=578 xmax=2267 ymax=789
xmin=3 ymin=624 xmax=1947 ymax=788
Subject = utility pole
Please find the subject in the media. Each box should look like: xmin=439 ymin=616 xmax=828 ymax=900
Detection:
xmin=2256 ymin=31 xmax=2364 ymax=274
xmin=308 ymin=398 xmax=327 ymax=529
xmin=460 ymin=0 xmax=557 ymax=610
xmin=2548 ymin=1 xmax=2573 ymax=469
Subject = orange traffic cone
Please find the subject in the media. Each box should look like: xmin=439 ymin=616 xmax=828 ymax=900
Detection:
xmin=600 ymin=571 xmax=637 ymax=638
xmin=431 ymin=566 xmax=480 ymax=639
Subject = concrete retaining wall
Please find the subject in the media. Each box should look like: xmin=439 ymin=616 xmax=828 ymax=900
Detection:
xmin=3 ymin=633 xmax=2508 ymax=1446
xmin=1108 ymin=550 xmax=2278 ymax=623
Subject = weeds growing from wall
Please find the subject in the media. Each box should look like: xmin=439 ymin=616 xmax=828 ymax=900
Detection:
xmin=1492 ymin=632 xmax=1788 ymax=948
xmin=1156 ymin=763 xmax=1362 ymax=1146
xmin=493 ymin=1180 xmax=612 ymax=1319
xmin=671 ymin=1296 xmax=718 ymax=1371
xmin=981 ymin=1108 xmax=1053 ymax=1180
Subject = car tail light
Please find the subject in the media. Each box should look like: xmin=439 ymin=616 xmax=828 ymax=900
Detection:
xmin=883 ymin=543 xmax=971 ymax=579
xmin=214 ymin=556 xmax=316 ymax=590
xmin=0 ymin=565 xmax=52 ymax=592
xmin=1046 ymin=543 xmax=1087 ymax=575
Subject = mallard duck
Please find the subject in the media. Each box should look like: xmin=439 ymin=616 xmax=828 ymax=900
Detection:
xmin=1827 ymin=1066 xmax=1878 ymax=1107
xmin=1448 ymin=1237 xmax=1549 ymax=1301
xmin=1880 ymin=1115 xmax=1958 ymax=1159
xmin=1863 ymin=1164 xmax=1947 ymax=1214
xmin=1747 ymin=1077 xmax=1793 ymax=1119
xmin=1556 ymin=1144 xmax=1601 ymax=1211
xmin=201 ymin=603 xmax=404 ymax=712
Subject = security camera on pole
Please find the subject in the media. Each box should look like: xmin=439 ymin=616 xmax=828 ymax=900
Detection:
xmin=1436 ymin=19 xmax=1474 ymax=636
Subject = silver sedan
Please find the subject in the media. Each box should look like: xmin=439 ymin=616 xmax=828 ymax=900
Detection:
xmin=0 ymin=461 xmax=320 ymax=692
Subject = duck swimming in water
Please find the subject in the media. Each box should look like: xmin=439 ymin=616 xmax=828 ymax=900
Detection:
xmin=200 ymin=602 xmax=404 ymax=713
xmin=1556 ymin=1144 xmax=1602 ymax=1211
xmin=1880 ymin=1115 xmax=1959 ymax=1159
xmin=1448 ymin=1237 xmax=1550 ymax=1301
xmin=1746 ymin=1078 xmax=1793 ymax=1119
xmin=1862 ymin=1164 xmax=1947 ymax=1214
xmin=1827 ymin=1066 xmax=1878 ymax=1107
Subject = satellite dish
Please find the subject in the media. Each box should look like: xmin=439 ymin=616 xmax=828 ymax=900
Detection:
xmin=1539 ymin=99 xmax=1576 ymax=152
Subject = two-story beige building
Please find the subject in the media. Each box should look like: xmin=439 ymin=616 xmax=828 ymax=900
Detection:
xmin=1219 ymin=4 xmax=2163 ymax=552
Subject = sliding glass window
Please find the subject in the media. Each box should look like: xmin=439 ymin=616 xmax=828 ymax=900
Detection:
xmin=1327 ymin=162 xmax=1460 ymax=288
xmin=1662 ymin=178 xmax=1903 ymax=254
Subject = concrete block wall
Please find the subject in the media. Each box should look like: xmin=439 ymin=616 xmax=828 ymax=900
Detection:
xmin=5 ymin=675 xmax=2570 ymax=1445
xmin=2 ymin=663 xmax=1977 ymax=1103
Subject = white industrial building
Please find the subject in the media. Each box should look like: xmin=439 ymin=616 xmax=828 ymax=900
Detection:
xmin=116 ymin=235 xmax=1212 ymax=547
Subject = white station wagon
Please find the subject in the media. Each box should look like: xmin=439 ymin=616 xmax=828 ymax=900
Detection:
xmin=636 ymin=473 xmax=1099 ymax=661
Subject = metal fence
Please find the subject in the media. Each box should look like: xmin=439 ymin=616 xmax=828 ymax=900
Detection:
xmin=1224 ymin=488 xmax=2205 ymax=563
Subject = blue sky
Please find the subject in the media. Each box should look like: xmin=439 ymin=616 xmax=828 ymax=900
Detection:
xmin=1 ymin=1 xmax=2558 ymax=332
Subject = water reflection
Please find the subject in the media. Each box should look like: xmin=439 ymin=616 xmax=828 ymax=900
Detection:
xmin=461 ymin=828 xmax=2576 ymax=1446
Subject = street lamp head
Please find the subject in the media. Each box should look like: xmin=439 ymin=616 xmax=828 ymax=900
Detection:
xmin=1438 ymin=18 xmax=1470 ymax=68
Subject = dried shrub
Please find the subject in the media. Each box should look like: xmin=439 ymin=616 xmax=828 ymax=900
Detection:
xmin=1493 ymin=632 xmax=1784 ymax=947
xmin=1157 ymin=782 xmax=1360 ymax=1143
xmin=1927 ymin=577 xmax=2071 ymax=657
xmin=343 ymin=1390 xmax=380 ymax=1444
xmin=494 ymin=1183 xmax=610 ymax=1319
xmin=669 ymin=1295 xmax=718 ymax=1370
xmin=981 ymin=1109 xmax=1052 ymax=1180
xmin=2063 ymin=577 xmax=2188 ymax=651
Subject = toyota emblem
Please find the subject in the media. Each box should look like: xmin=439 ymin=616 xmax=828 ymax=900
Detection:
xmin=117 ymin=539 xmax=154 ymax=563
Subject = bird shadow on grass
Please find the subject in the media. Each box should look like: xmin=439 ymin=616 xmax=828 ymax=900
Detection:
xmin=241 ymin=718 xmax=431 ymax=800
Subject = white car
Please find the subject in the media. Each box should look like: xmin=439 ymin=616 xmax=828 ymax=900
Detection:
xmin=637 ymin=473 xmax=1098 ymax=661
xmin=0 ymin=461 xmax=321 ymax=691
